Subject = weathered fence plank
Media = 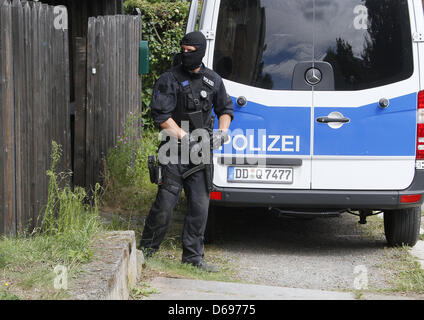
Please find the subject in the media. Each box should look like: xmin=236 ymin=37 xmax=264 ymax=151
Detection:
xmin=73 ymin=37 xmax=87 ymax=188
xmin=109 ymin=16 xmax=117 ymax=145
xmin=82 ymin=15 xmax=142 ymax=190
xmin=0 ymin=2 xmax=16 ymax=236
xmin=64 ymin=17 xmax=71 ymax=174
xmin=11 ymin=0 xmax=23 ymax=232
xmin=93 ymin=16 xmax=101 ymax=189
xmin=22 ymin=0 xmax=32 ymax=231
xmin=86 ymin=17 xmax=95 ymax=191
xmin=0 ymin=3 xmax=5 ymax=235
xmin=32 ymin=2 xmax=42 ymax=228
xmin=104 ymin=16 xmax=112 ymax=166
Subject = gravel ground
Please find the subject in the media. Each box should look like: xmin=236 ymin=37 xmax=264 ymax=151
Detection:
xmin=103 ymin=205 xmax=424 ymax=297
xmin=210 ymin=208 xmax=395 ymax=292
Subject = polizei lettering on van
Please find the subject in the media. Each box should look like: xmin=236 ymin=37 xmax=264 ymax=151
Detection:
xmin=220 ymin=132 xmax=301 ymax=154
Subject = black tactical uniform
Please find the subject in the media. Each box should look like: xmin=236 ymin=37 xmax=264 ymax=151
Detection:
xmin=140 ymin=32 xmax=234 ymax=268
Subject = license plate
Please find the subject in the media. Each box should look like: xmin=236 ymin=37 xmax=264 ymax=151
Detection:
xmin=227 ymin=166 xmax=294 ymax=184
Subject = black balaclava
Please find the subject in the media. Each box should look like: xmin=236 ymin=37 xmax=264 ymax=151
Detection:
xmin=180 ymin=31 xmax=207 ymax=71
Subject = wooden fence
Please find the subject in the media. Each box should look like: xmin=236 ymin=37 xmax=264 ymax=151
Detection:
xmin=0 ymin=1 xmax=142 ymax=236
xmin=0 ymin=0 xmax=70 ymax=236
xmin=40 ymin=0 xmax=124 ymax=103
xmin=73 ymin=15 xmax=142 ymax=190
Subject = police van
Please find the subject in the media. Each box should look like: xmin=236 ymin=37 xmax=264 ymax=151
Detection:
xmin=186 ymin=0 xmax=424 ymax=247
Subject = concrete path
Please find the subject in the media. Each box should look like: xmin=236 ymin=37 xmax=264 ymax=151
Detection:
xmin=143 ymin=277 xmax=414 ymax=300
xmin=410 ymin=241 xmax=424 ymax=269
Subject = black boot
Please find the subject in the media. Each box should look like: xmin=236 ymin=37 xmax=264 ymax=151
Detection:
xmin=183 ymin=259 xmax=219 ymax=273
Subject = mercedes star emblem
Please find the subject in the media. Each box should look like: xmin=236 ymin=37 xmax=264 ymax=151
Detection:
xmin=305 ymin=68 xmax=322 ymax=86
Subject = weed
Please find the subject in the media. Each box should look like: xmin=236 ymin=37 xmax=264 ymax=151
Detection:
xmin=107 ymin=215 xmax=131 ymax=231
xmin=0 ymin=289 xmax=20 ymax=300
xmin=0 ymin=141 xmax=103 ymax=299
xmin=40 ymin=142 xmax=102 ymax=266
xmin=130 ymin=283 xmax=160 ymax=299
xmin=354 ymin=214 xmax=424 ymax=295
xmin=353 ymin=290 xmax=364 ymax=300
xmin=390 ymin=247 xmax=424 ymax=293
xmin=101 ymin=111 xmax=159 ymax=214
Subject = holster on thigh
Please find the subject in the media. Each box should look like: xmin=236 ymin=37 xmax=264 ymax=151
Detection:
xmin=161 ymin=166 xmax=183 ymax=196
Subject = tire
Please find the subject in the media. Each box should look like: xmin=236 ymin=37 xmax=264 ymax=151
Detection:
xmin=384 ymin=207 xmax=421 ymax=247
xmin=204 ymin=205 xmax=217 ymax=244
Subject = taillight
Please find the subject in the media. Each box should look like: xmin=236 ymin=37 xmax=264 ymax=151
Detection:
xmin=401 ymin=194 xmax=422 ymax=203
xmin=210 ymin=192 xmax=222 ymax=201
xmin=416 ymin=91 xmax=424 ymax=160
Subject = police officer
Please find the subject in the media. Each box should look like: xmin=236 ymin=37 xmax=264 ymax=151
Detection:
xmin=139 ymin=31 xmax=234 ymax=272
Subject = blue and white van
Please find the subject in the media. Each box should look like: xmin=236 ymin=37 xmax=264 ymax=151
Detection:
xmin=186 ymin=0 xmax=424 ymax=247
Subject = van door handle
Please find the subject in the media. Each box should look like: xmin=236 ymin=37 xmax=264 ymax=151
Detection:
xmin=316 ymin=116 xmax=350 ymax=124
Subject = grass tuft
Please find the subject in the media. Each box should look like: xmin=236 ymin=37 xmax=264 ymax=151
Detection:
xmin=388 ymin=247 xmax=424 ymax=294
xmin=130 ymin=283 xmax=160 ymax=299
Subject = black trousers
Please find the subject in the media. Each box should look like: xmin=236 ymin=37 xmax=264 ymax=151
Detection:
xmin=140 ymin=161 xmax=210 ymax=265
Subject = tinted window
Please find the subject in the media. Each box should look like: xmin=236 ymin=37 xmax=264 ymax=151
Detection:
xmin=315 ymin=0 xmax=413 ymax=90
xmin=213 ymin=0 xmax=414 ymax=91
xmin=213 ymin=0 xmax=314 ymax=90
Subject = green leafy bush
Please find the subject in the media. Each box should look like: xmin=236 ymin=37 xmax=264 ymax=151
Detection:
xmin=103 ymin=112 xmax=142 ymax=188
xmin=123 ymin=0 xmax=190 ymax=112
xmin=102 ymin=111 xmax=160 ymax=213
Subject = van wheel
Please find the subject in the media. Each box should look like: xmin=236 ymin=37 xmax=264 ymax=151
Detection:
xmin=383 ymin=207 xmax=421 ymax=247
xmin=204 ymin=205 xmax=217 ymax=244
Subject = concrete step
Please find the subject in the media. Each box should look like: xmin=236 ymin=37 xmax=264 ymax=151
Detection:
xmin=69 ymin=231 xmax=138 ymax=300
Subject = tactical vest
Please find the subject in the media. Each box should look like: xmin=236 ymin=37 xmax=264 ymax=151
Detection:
xmin=171 ymin=65 xmax=217 ymax=131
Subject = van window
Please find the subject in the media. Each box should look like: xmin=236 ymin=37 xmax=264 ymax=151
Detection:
xmin=213 ymin=0 xmax=414 ymax=91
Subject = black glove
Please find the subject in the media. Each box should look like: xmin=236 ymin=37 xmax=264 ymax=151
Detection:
xmin=211 ymin=130 xmax=229 ymax=150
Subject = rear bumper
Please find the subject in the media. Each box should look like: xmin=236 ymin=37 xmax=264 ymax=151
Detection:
xmin=210 ymin=170 xmax=424 ymax=210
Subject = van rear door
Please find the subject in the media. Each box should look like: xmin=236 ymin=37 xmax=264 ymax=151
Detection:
xmin=311 ymin=0 xmax=419 ymax=190
xmin=208 ymin=0 xmax=315 ymax=190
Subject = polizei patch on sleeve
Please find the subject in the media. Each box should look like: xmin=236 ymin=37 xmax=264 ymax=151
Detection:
xmin=203 ymin=76 xmax=215 ymax=88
